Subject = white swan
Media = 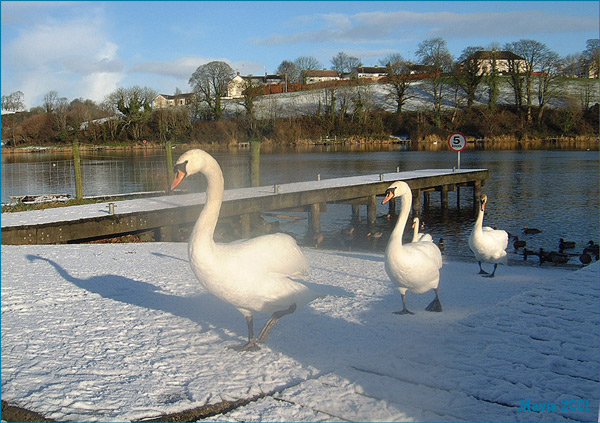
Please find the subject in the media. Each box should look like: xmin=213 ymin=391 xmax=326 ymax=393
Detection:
xmin=468 ymin=194 xmax=508 ymax=277
xmin=170 ymin=149 xmax=321 ymax=351
xmin=411 ymin=217 xmax=433 ymax=243
xmin=382 ymin=181 xmax=443 ymax=314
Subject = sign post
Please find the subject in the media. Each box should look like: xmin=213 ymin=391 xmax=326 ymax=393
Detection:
xmin=448 ymin=132 xmax=467 ymax=169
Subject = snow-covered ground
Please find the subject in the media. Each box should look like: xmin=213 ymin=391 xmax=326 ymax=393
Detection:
xmin=2 ymin=242 xmax=598 ymax=422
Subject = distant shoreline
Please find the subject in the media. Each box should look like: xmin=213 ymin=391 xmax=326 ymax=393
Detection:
xmin=1 ymin=134 xmax=599 ymax=154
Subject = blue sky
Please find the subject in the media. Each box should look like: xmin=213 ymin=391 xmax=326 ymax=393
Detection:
xmin=1 ymin=1 xmax=598 ymax=109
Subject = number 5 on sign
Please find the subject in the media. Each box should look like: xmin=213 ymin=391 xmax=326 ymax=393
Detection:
xmin=448 ymin=132 xmax=467 ymax=169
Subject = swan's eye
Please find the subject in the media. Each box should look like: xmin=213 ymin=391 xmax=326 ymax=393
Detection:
xmin=174 ymin=160 xmax=188 ymax=176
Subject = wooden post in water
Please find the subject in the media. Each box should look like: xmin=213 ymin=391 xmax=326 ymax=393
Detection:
xmin=388 ymin=197 xmax=396 ymax=217
xmin=351 ymin=204 xmax=360 ymax=223
xmin=473 ymin=180 xmax=482 ymax=210
xmin=250 ymin=141 xmax=261 ymax=187
xmin=240 ymin=214 xmax=251 ymax=238
xmin=412 ymin=189 xmax=421 ymax=217
xmin=309 ymin=203 xmax=321 ymax=235
xmin=367 ymin=195 xmax=377 ymax=224
xmin=165 ymin=141 xmax=174 ymax=192
xmin=440 ymin=185 xmax=449 ymax=209
xmin=73 ymin=139 xmax=83 ymax=199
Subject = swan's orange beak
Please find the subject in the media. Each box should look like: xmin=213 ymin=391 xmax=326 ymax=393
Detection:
xmin=382 ymin=190 xmax=394 ymax=205
xmin=170 ymin=169 xmax=186 ymax=191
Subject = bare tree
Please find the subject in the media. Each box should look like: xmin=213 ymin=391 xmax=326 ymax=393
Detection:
xmin=379 ymin=53 xmax=415 ymax=114
xmin=294 ymin=56 xmax=323 ymax=84
xmin=1 ymin=91 xmax=25 ymax=145
xmin=582 ymin=39 xmax=599 ymax=78
xmin=505 ymin=39 xmax=551 ymax=123
xmin=535 ymin=50 xmax=563 ymax=123
xmin=415 ymin=37 xmax=453 ymax=127
xmin=43 ymin=91 xmax=58 ymax=113
xmin=504 ymin=54 xmax=525 ymax=110
xmin=277 ymin=60 xmax=301 ymax=85
xmin=106 ymin=86 xmax=156 ymax=140
xmin=331 ymin=52 xmax=362 ymax=75
xmin=454 ymin=46 xmax=486 ymax=110
xmin=189 ymin=61 xmax=235 ymax=120
xmin=241 ymin=78 xmax=263 ymax=135
xmin=1 ymin=91 xmax=25 ymax=113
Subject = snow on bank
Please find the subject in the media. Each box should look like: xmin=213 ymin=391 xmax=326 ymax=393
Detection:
xmin=1 ymin=243 xmax=598 ymax=422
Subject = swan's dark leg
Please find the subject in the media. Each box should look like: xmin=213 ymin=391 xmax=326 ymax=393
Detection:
xmin=484 ymin=263 xmax=498 ymax=278
xmin=425 ymin=288 xmax=443 ymax=312
xmin=478 ymin=261 xmax=489 ymax=275
xmin=230 ymin=315 xmax=259 ymax=351
xmin=257 ymin=303 xmax=297 ymax=343
xmin=393 ymin=293 xmax=414 ymax=315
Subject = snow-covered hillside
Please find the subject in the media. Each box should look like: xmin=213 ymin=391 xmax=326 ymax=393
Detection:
xmin=224 ymin=79 xmax=599 ymax=120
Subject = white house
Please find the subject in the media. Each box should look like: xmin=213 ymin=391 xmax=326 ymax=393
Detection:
xmin=152 ymin=93 xmax=195 ymax=109
xmin=304 ymin=69 xmax=340 ymax=84
xmin=465 ymin=51 xmax=527 ymax=75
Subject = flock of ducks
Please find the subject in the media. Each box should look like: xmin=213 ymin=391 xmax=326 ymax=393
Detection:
xmin=170 ymin=149 xmax=595 ymax=351
xmin=518 ymin=233 xmax=598 ymax=267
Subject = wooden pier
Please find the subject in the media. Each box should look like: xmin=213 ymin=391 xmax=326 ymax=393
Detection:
xmin=1 ymin=169 xmax=488 ymax=245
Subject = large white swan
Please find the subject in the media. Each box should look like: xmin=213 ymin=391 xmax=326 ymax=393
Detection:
xmin=468 ymin=194 xmax=508 ymax=277
xmin=382 ymin=181 xmax=443 ymax=314
xmin=170 ymin=149 xmax=321 ymax=351
xmin=411 ymin=217 xmax=433 ymax=243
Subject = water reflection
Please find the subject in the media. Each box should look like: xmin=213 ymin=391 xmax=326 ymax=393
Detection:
xmin=2 ymin=146 xmax=598 ymax=268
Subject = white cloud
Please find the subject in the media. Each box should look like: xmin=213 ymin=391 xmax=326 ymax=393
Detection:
xmin=254 ymin=9 xmax=599 ymax=46
xmin=131 ymin=57 xmax=265 ymax=79
xmin=2 ymin=12 xmax=124 ymax=107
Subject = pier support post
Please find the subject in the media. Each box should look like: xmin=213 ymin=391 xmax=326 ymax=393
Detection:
xmin=473 ymin=180 xmax=482 ymax=210
xmin=412 ymin=189 xmax=421 ymax=217
xmin=309 ymin=203 xmax=321 ymax=235
xmin=367 ymin=195 xmax=377 ymax=225
xmin=351 ymin=204 xmax=360 ymax=223
xmin=440 ymin=185 xmax=449 ymax=210
xmin=154 ymin=225 xmax=179 ymax=242
xmin=240 ymin=214 xmax=251 ymax=238
xmin=388 ymin=198 xmax=396 ymax=217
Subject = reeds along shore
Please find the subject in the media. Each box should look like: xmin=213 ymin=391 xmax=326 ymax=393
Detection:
xmin=1 ymin=134 xmax=599 ymax=155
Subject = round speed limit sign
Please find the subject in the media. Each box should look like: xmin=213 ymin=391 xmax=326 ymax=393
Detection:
xmin=448 ymin=133 xmax=467 ymax=152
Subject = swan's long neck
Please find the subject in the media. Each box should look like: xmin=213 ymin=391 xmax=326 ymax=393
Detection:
xmin=412 ymin=218 xmax=419 ymax=241
xmin=474 ymin=204 xmax=485 ymax=233
xmin=191 ymin=156 xmax=224 ymax=248
xmin=390 ymin=191 xmax=412 ymax=247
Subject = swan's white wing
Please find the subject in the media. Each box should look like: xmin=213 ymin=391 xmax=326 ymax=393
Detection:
xmin=472 ymin=229 xmax=508 ymax=263
xmin=385 ymin=242 xmax=441 ymax=293
xmin=219 ymin=233 xmax=308 ymax=278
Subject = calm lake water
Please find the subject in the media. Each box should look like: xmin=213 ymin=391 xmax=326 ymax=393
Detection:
xmin=2 ymin=145 xmax=599 ymax=268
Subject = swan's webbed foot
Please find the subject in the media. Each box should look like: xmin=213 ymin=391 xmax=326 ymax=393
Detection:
xmin=394 ymin=293 xmax=414 ymax=315
xmin=393 ymin=309 xmax=415 ymax=315
xmin=229 ymin=314 xmax=260 ymax=351
xmin=477 ymin=262 xmax=489 ymax=275
xmin=483 ymin=264 xmax=498 ymax=278
xmin=425 ymin=298 xmax=443 ymax=312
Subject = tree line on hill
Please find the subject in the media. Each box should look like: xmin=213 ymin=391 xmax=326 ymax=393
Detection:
xmin=1 ymin=38 xmax=598 ymax=147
